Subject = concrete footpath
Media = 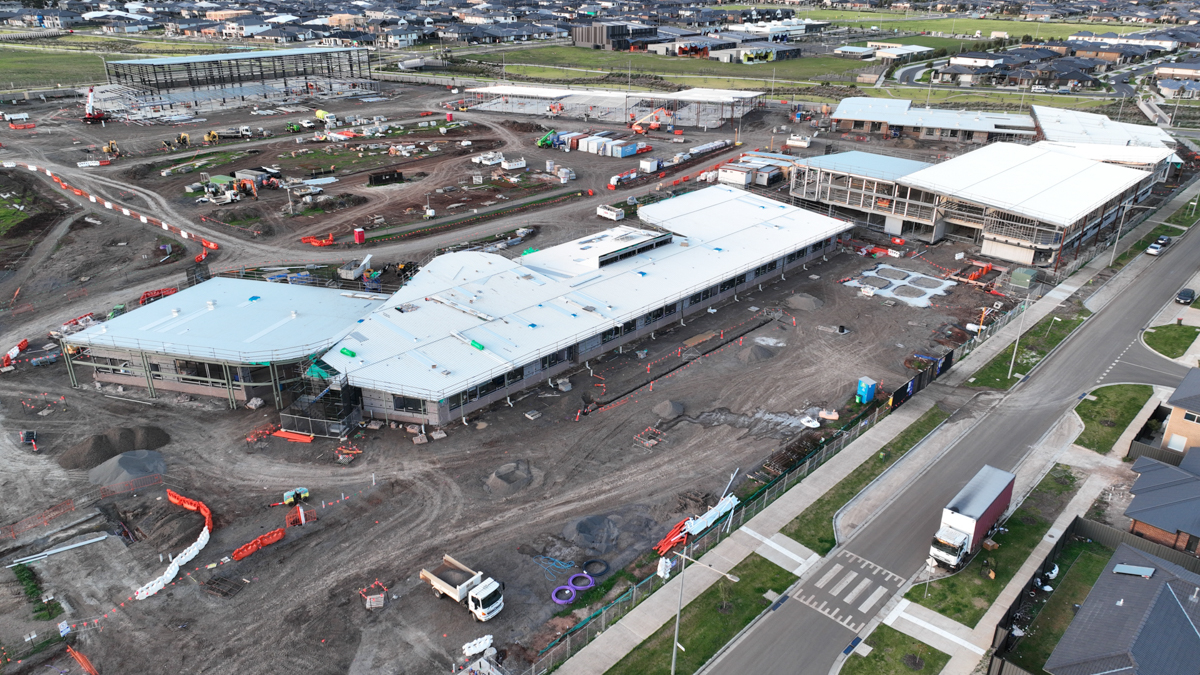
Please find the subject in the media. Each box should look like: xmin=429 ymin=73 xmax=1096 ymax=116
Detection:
xmin=553 ymin=181 xmax=1200 ymax=675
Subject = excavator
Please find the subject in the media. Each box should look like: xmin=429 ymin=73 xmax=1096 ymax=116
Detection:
xmin=629 ymin=107 xmax=667 ymax=134
xmin=101 ymin=140 xmax=119 ymax=157
xmin=203 ymin=130 xmax=219 ymax=144
xmin=177 ymin=132 xmax=190 ymax=148
xmin=237 ymin=178 xmax=258 ymax=200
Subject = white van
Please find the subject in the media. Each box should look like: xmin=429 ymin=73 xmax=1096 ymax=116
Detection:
xmin=1031 ymin=85 xmax=1048 ymax=93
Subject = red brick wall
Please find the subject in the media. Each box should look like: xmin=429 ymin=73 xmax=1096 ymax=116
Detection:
xmin=1130 ymin=520 xmax=1189 ymax=551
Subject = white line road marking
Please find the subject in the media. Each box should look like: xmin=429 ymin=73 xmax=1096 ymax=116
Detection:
xmin=815 ymin=564 xmax=843 ymax=589
xmin=740 ymin=527 xmax=810 ymax=567
xmin=828 ymin=571 xmax=858 ymax=597
xmin=883 ymin=599 xmax=910 ymax=626
xmin=843 ymin=578 xmax=873 ymax=604
xmin=859 ymin=586 xmax=889 ymax=613
xmin=895 ymin=612 xmax=986 ymax=655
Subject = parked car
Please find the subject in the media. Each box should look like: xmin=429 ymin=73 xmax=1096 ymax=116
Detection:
xmin=1147 ymin=243 xmax=1163 ymax=256
xmin=1178 ymin=288 xmax=1196 ymax=304
xmin=1031 ymin=85 xmax=1048 ymax=93
xmin=1157 ymin=235 xmax=1172 ymax=246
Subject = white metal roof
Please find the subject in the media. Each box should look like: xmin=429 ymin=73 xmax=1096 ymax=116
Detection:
xmin=899 ymin=142 xmax=1150 ymax=227
xmin=64 ymin=277 xmax=388 ymax=363
xmin=1032 ymin=141 xmax=1174 ymax=169
xmin=832 ymin=97 xmax=1036 ymax=135
xmin=320 ymin=186 xmax=848 ymax=400
xmin=1031 ymin=105 xmax=1176 ymax=148
xmin=465 ymin=85 xmax=762 ymax=104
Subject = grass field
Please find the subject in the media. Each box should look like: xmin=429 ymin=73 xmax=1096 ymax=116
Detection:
xmin=1003 ymin=540 xmax=1113 ymax=674
xmin=905 ymin=464 xmax=1080 ymax=627
xmin=1144 ymin=323 xmax=1200 ymax=359
xmin=851 ymin=35 xmax=975 ymax=50
xmin=1075 ymin=384 xmax=1154 ymax=453
xmin=1164 ymin=202 xmax=1200 ymax=227
xmin=1112 ymin=224 xmax=1179 ymax=268
xmin=605 ymin=553 xmax=796 ymax=675
xmin=0 ymin=192 xmax=33 ymax=236
xmin=842 ymin=624 xmax=951 ymax=675
xmin=781 ymin=405 xmax=949 ymax=556
xmin=505 ymin=64 xmax=606 ymax=79
xmin=0 ymin=48 xmax=111 ymax=88
xmin=967 ymin=307 xmax=1091 ymax=390
xmin=40 ymin=34 xmax=230 ymax=54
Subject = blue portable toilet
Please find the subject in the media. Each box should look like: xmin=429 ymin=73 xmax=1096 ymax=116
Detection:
xmin=857 ymin=377 xmax=877 ymax=404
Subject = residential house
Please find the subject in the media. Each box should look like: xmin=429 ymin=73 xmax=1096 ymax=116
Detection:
xmin=1043 ymin=544 xmax=1200 ymax=675
xmin=224 ymin=15 xmax=270 ymax=38
xmin=384 ymin=26 xmax=421 ymax=46
xmin=1159 ymin=78 xmax=1200 ymax=98
xmin=1156 ymin=61 xmax=1200 ymax=81
xmin=1161 ymin=367 xmax=1200 ymax=451
xmin=319 ymin=30 xmax=376 ymax=46
xmin=1126 ymin=447 xmax=1200 ymax=554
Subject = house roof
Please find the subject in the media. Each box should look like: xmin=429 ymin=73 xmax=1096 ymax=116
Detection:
xmin=831 ymin=97 xmax=1035 ymax=136
xmin=1126 ymin=448 xmax=1200 ymax=537
xmin=1167 ymin=367 xmax=1200 ymax=413
xmin=794 ymin=150 xmax=931 ymax=182
xmin=1044 ymin=544 xmax=1200 ymax=675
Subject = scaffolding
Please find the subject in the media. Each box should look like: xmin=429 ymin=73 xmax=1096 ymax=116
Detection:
xmin=279 ymin=356 xmax=361 ymax=438
xmin=100 ymin=48 xmax=376 ymax=119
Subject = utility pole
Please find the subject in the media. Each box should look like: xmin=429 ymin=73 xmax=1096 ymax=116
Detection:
xmin=1006 ymin=292 xmax=1031 ymax=381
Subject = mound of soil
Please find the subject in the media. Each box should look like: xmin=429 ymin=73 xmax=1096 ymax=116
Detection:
xmin=787 ymin=293 xmax=823 ymax=311
xmin=58 ymin=426 xmax=170 ymax=470
xmin=132 ymin=498 xmax=205 ymax=553
xmin=738 ymin=345 xmax=775 ymax=364
xmin=486 ymin=460 xmax=533 ymax=496
xmin=501 ymin=120 xmax=546 ymax=133
xmin=87 ymin=450 xmax=166 ymax=486
xmin=122 ymin=164 xmax=153 ymax=180
xmin=563 ymin=515 xmax=620 ymax=555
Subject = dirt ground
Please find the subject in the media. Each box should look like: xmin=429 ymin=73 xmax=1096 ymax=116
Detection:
xmin=0 ymin=82 xmax=1124 ymax=674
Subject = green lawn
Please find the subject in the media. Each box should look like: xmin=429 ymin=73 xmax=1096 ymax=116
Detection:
xmin=1074 ymin=384 xmax=1154 ymax=453
xmin=1003 ymin=540 xmax=1113 ymax=675
xmin=39 ymin=34 xmax=231 ymax=54
xmin=505 ymin=64 xmax=606 ymax=79
xmin=0 ymin=193 xmax=34 ymax=236
xmin=1144 ymin=323 xmax=1200 ymax=359
xmin=967 ymin=307 xmax=1091 ymax=390
xmin=1164 ymin=202 xmax=1200 ymax=228
xmin=605 ymin=554 xmax=796 ymax=675
xmin=852 ymin=35 xmax=976 ymax=50
xmin=842 ymin=624 xmax=951 ymax=675
xmin=905 ymin=464 xmax=1080 ymax=627
xmin=781 ymin=406 xmax=950 ymax=555
xmin=0 ymin=47 xmax=110 ymax=89
xmin=1112 ymin=225 xmax=1179 ymax=269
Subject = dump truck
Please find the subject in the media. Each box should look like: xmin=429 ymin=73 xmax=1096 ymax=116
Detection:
xmin=420 ymin=554 xmax=504 ymax=622
xmin=929 ymin=465 xmax=1015 ymax=570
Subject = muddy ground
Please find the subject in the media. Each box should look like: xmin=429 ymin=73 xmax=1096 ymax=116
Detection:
xmin=0 ymin=81 xmax=1126 ymax=674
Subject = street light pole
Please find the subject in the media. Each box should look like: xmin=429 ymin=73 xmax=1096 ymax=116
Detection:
xmin=1109 ymin=204 xmax=1153 ymax=267
xmin=669 ymin=550 xmax=739 ymax=675
xmin=1006 ymin=291 xmax=1031 ymax=381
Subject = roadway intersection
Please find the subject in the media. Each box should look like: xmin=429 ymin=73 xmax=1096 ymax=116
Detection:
xmin=704 ymin=221 xmax=1196 ymax=674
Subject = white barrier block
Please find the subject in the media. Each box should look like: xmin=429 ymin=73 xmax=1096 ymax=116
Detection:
xmin=140 ymin=216 xmax=148 ymax=223
xmin=89 ymin=195 xmax=96 ymax=203
xmin=121 ymin=208 xmax=130 ymax=216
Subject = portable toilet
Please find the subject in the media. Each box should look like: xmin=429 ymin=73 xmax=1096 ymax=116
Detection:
xmin=857 ymin=377 xmax=877 ymax=404
xmin=354 ymin=228 xmax=366 ymax=244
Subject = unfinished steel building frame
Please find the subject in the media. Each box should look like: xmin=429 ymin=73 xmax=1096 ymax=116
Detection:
xmin=105 ymin=47 xmax=374 ymax=109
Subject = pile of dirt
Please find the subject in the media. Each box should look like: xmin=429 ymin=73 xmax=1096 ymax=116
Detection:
xmin=653 ymin=400 xmax=684 ymax=419
xmin=562 ymin=515 xmax=620 ymax=555
xmin=58 ymin=426 xmax=170 ymax=470
xmin=486 ymin=460 xmax=533 ymax=496
xmin=501 ymin=120 xmax=547 ymax=133
xmin=122 ymin=164 xmax=153 ymax=180
xmin=130 ymin=498 xmax=205 ymax=553
xmin=787 ymin=293 xmax=824 ymax=311
xmin=738 ymin=345 xmax=775 ymax=364
xmin=675 ymin=490 xmax=716 ymax=514
xmin=87 ymin=450 xmax=166 ymax=485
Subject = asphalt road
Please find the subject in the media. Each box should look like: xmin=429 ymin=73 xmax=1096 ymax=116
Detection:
xmin=706 ymin=236 xmax=1195 ymax=674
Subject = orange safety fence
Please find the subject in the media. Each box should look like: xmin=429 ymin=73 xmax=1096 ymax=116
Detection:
xmin=167 ymin=488 xmax=213 ymax=532
xmin=272 ymin=429 xmax=314 ymax=443
xmin=66 ymin=646 xmax=99 ymax=675
xmin=231 ymin=527 xmax=286 ymax=561
xmin=285 ymin=505 xmax=317 ymax=528
xmin=0 ymin=499 xmax=75 ymax=540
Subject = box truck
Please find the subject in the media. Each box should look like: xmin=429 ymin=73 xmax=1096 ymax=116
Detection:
xmin=929 ymin=465 xmax=1015 ymax=570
